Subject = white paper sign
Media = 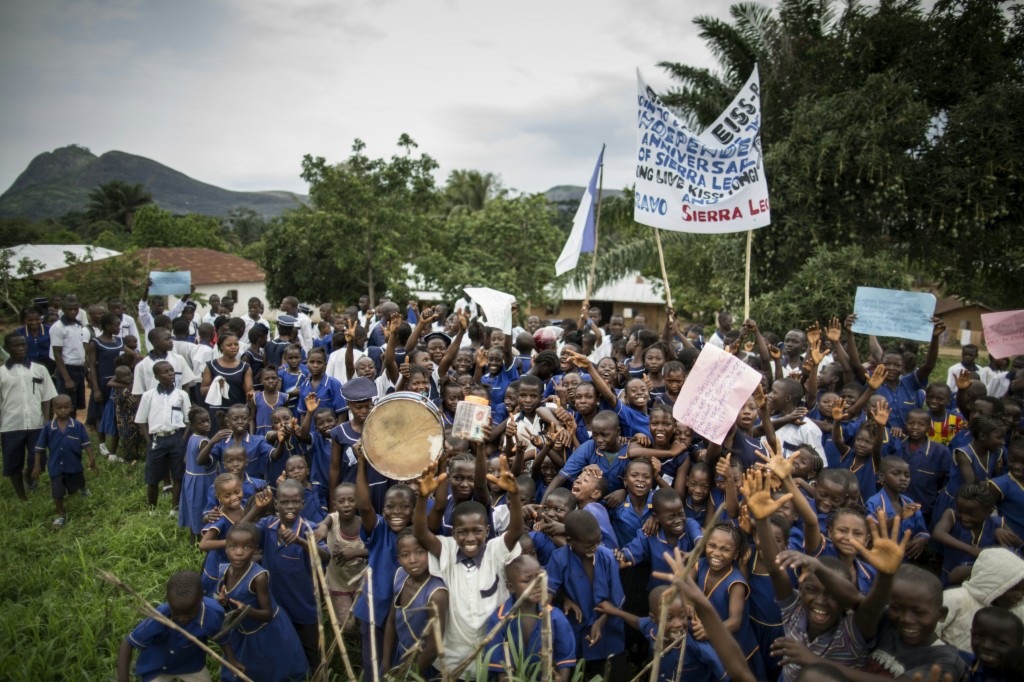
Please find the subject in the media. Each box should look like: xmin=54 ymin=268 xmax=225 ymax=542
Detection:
xmin=463 ymin=287 xmax=515 ymax=335
xmin=673 ymin=344 xmax=763 ymax=445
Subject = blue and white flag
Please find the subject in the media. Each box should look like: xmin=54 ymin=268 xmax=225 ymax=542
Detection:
xmin=555 ymin=147 xmax=603 ymax=276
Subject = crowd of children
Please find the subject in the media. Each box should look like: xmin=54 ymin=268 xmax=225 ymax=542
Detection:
xmin=4 ymin=290 xmax=1024 ymax=681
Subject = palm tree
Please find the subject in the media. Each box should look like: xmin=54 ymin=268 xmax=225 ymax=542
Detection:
xmin=85 ymin=180 xmax=153 ymax=233
xmin=444 ymin=170 xmax=505 ymax=214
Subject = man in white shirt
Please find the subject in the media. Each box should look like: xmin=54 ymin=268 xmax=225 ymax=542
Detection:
xmin=49 ymin=295 xmax=91 ymax=411
xmin=1 ymin=332 xmax=58 ymax=499
xmin=279 ymin=296 xmax=313 ymax=351
xmin=107 ymin=300 xmax=140 ymax=341
xmin=132 ymin=329 xmax=196 ymax=396
xmin=706 ymin=311 xmax=734 ymax=349
xmin=945 ymin=344 xmax=987 ymax=392
xmin=762 ymin=377 xmax=827 ymax=465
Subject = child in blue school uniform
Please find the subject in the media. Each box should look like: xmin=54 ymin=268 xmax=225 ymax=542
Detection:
xmin=277 ymin=345 xmax=308 ymax=413
xmin=532 ymin=487 xmax=577 ymax=565
xmin=616 ymin=487 xmax=702 ymax=589
xmin=295 ymin=348 xmax=345 ymax=419
xmin=865 ymin=456 xmax=931 ymax=561
xmin=831 ymin=399 xmax=888 ymax=505
xmin=266 ymin=405 xmax=307 ymax=483
xmin=199 ymin=472 xmax=252 ymax=594
xmin=546 ymin=510 xmax=627 ymax=678
xmin=278 ymin=454 xmax=327 ymax=523
xmin=326 ymin=376 xmax=377 ymax=496
xmin=250 ymin=367 xmax=285 ymax=436
xmin=933 ymin=483 xmax=1010 ymax=586
xmin=901 ymin=408 xmax=952 ymax=525
xmin=380 ymin=529 xmax=449 ymax=678
xmin=989 ymin=440 xmax=1024 ymax=539
xmin=577 ymin=351 xmax=652 ymax=439
xmin=179 ymin=406 xmax=216 ymax=541
xmin=676 ymin=460 xmax=713 ymax=526
xmin=197 ymin=403 xmax=279 ymax=481
xmin=297 ymin=397 xmax=337 ymax=490
xmin=934 ymin=415 xmax=1007 ymax=522
xmin=352 ymin=441 xmax=416 ymax=677
xmin=545 ymin=410 xmax=629 ymax=499
xmin=32 ymin=394 xmax=95 ymax=527
xmin=484 ymin=554 xmax=578 ymax=681
xmin=247 ymin=479 xmax=329 ymax=672
xmin=569 ymin=465 xmax=617 ymax=550
xmin=476 ymin=331 xmax=519 ymax=411
xmin=201 ymin=445 xmax=268 ymax=516
xmin=214 ymin=521 xmax=309 ymax=682
xmin=116 ymin=571 xmax=226 ymax=682
xmin=610 ymin=458 xmax=658 ymax=548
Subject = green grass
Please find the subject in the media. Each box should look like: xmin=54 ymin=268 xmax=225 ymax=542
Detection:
xmin=0 ymin=456 xmax=199 ymax=680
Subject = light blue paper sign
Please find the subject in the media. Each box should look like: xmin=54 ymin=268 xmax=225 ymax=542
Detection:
xmin=852 ymin=287 xmax=936 ymax=342
xmin=149 ymin=271 xmax=191 ymax=296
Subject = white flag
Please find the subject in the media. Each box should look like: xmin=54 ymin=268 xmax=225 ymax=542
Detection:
xmin=555 ymin=148 xmax=603 ymax=276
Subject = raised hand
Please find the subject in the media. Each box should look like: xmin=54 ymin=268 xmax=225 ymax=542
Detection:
xmin=931 ymin=317 xmax=946 ymax=338
xmin=727 ymin=339 xmax=742 ymax=356
xmin=304 ymin=393 xmax=320 ymax=413
xmin=871 ymin=399 xmax=891 ymax=426
xmin=831 ymin=398 xmax=847 ymax=422
xmin=900 ymin=502 xmax=922 ymax=521
xmin=738 ymin=504 xmax=753 ymax=535
xmin=759 ymin=440 xmax=793 ymax=484
xmin=768 ymin=345 xmax=781 ymax=361
xmin=955 ymin=370 xmax=972 ymax=391
xmin=806 ymin=321 xmax=821 ymax=347
xmin=485 ymin=454 xmax=518 ymax=494
xmin=475 ymin=348 xmax=488 ymax=369
xmin=752 ymin=384 xmax=767 ymax=410
xmin=743 ymin=341 xmax=755 ymax=353
xmin=844 ymin=313 xmax=858 ymax=331
xmin=417 ymin=460 xmax=448 ymax=498
xmin=809 ymin=340 xmax=831 ymax=365
xmin=867 ymin=363 xmax=887 ymax=389
xmin=456 ymin=310 xmax=468 ymax=331
xmin=849 ymin=508 xmax=908 ymax=575
xmin=253 ymin=487 xmax=274 ymax=510
xmin=826 ymin=317 xmax=842 ymax=343
xmin=740 ymin=469 xmax=793 ymax=520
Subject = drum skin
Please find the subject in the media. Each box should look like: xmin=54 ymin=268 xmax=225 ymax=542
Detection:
xmin=361 ymin=392 xmax=445 ymax=480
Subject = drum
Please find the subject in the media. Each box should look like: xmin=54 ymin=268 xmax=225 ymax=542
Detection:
xmin=361 ymin=391 xmax=445 ymax=480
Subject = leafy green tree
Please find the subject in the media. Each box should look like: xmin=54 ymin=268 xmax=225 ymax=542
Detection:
xmin=260 ymin=135 xmax=440 ymax=305
xmin=46 ymin=249 xmax=148 ymax=316
xmin=220 ymin=208 xmax=271 ymax=249
xmin=0 ymin=248 xmax=44 ymax=316
xmin=85 ymin=180 xmax=153 ymax=232
xmin=131 ymin=206 xmax=226 ymax=251
xmin=418 ymin=194 xmax=564 ymax=305
xmin=444 ymin=170 xmax=505 ymax=214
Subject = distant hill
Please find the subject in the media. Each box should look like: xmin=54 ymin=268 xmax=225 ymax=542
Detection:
xmin=0 ymin=145 xmax=307 ymax=220
xmin=544 ymin=184 xmax=626 ymax=211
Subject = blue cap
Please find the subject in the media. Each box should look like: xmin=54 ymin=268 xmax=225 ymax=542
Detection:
xmin=423 ymin=331 xmax=452 ymax=348
xmin=298 ymin=303 xmax=312 ymax=315
xmin=277 ymin=314 xmax=297 ymax=329
xmin=342 ymin=377 xmax=377 ymax=402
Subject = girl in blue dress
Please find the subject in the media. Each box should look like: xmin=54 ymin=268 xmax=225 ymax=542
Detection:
xmin=933 ymin=415 xmax=1007 ymax=523
xmin=86 ymin=313 xmax=124 ymax=458
xmin=381 ymin=529 xmax=448 ymax=677
xmin=215 ymin=522 xmax=308 ymax=682
xmin=201 ymin=333 xmax=252 ymax=428
xmin=808 ymin=507 xmax=878 ymax=594
xmin=694 ymin=522 xmax=765 ymax=681
xmin=251 ymin=368 xmax=286 ymax=437
xmin=179 ymin=407 xmax=216 ymax=541
xmin=932 ymin=483 xmax=1008 ymax=586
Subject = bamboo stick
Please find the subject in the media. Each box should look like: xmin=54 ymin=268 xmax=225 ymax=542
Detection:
xmin=431 ymin=600 xmax=448 ymax=680
xmin=654 ymin=228 xmax=673 ymax=309
xmin=743 ymin=229 xmax=753 ymax=320
xmin=540 ymin=571 xmax=553 ymax=682
xmin=307 ymin=533 xmax=356 ymax=681
xmin=367 ymin=566 xmax=380 ymax=682
xmin=305 ymin=535 xmax=327 ymax=681
xmin=97 ymin=570 xmax=254 ymax=682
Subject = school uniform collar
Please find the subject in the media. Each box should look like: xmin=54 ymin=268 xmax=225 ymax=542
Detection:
xmin=4 ymin=359 xmax=31 ymax=369
xmin=60 ymin=315 xmax=81 ymax=326
xmin=50 ymin=416 xmax=77 ymax=428
xmin=156 ymin=383 xmax=176 ymax=395
xmin=456 ymin=548 xmax=485 ymax=569
xmin=148 ymin=350 xmax=168 ymax=360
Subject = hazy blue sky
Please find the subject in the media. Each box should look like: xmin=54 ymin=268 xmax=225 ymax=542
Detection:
xmin=0 ymin=0 xmax=729 ymax=196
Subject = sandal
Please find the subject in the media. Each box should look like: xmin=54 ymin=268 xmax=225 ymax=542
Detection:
xmin=53 ymin=517 xmax=66 ymax=528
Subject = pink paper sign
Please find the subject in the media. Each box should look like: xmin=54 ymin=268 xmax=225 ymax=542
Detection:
xmin=982 ymin=310 xmax=1024 ymax=359
xmin=673 ymin=344 xmax=763 ymax=445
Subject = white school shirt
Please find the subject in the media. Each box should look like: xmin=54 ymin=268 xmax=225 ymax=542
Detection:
xmin=429 ymin=535 xmax=520 ymax=673
xmin=172 ymin=339 xmax=199 ymax=372
xmin=118 ymin=315 xmax=140 ymax=342
xmin=134 ymin=386 xmax=191 ymax=433
xmin=49 ymin=319 xmax=90 ymax=367
xmin=764 ymin=417 xmax=828 ymax=465
xmin=326 ymin=347 xmax=361 ymax=384
xmin=296 ymin=312 xmax=314 ymax=352
xmin=945 ymin=362 xmax=991 ymax=393
xmin=0 ymin=361 xmax=58 ymax=432
xmin=132 ymin=352 xmax=196 ymax=395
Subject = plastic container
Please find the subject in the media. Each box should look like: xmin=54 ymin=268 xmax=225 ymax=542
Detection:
xmin=452 ymin=395 xmax=492 ymax=442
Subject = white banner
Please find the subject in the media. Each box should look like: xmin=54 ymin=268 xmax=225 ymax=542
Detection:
xmin=634 ymin=66 xmax=770 ymax=233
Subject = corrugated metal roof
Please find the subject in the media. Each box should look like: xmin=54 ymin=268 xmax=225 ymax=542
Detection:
xmin=558 ymin=272 xmax=665 ymax=304
xmin=5 ymin=244 xmax=121 ymax=276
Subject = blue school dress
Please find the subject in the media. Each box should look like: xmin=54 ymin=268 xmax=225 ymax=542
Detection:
xmin=748 ymin=551 xmax=785 ymax=680
xmin=866 ymin=490 xmax=930 ymax=542
xmin=683 ymin=494 xmax=710 ymax=527
xmin=209 ymin=433 xmax=274 ymax=480
xmin=530 ymin=530 xmax=558 ymax=566
xmin=179 ymin=434 xmax=215 ymax=534
xmin=637 ymin=616 xmax=724 ymax=682
xmin=267 ymin=434 xmax=307 ymax=486
xmin=93 ymin=336 xmax=123 ymax=435
xmin=393 ymin=568 xmax=448 ymax=665
xmin=546 ymin=545 xmax=625 ymax=661
xmin=253 ymin=390 xmax=286 ymax=436
xmin=481 ymin=362 xmax=520 ymax=409
xmin=696 ymin=558 xmax=765 ymax=679
xmin=201 ymin=515 xmax=236 ymax=595
xmin=296 ymin=373 xmax=346 ymax=418
xmin=874 ymin=374 xmax=926 ymax=431
xmin=616 ymin=402 xmax=651 ymax=439
xmin=620 ymin=523 xmax=703 ymax=589
xmin=901 ymin=438 xmax=951 ymax=521
xmin=126 ymin=597 xmax=225 ymax=682
xmin=217 ymin=561 xmax=309 ymax=682
xmin=255 ymin=516 xmax=325 ymax=626
xmin=277 ymin=366 xmax=309 ymax=413
xmin=611 ymin=491 xmax=654 ymax=548
xmin=307 ymin=429 xmax=334 ymax=489
xmin=813 ymin=539 xmax=877 ymax=594
xmin=486 ymin=598 xmax=577 ymax=676
xmin=730 ymin=431 xmax=766 ymax=467
xmin=990 ymin=473 xmax=1024 ymax=538
xmin=204 ymin=359 xmax=249 ymax=424
xmin=934 ymin=443 xmax=1004 ymax=522
xmin=14 ymin=324 xmax=50 ymax=365
xmin=847 ymin=456 xmax=878 ymax=505
xmin=939 ymin=513 xmax=1005 ymax=586
xmin=242 ymin=348 xmax=264 ymax=390
xmin=558 ymin=440 xmax=630 ymax=493
xmin=300 ymin=481 xmax=328 ymax=523
xmin=582 ymin=502 xmax=618 ymax=550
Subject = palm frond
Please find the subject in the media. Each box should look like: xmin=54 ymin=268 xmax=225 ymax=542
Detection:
xmin=693 ymin=15 xmax=761 ymax=83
